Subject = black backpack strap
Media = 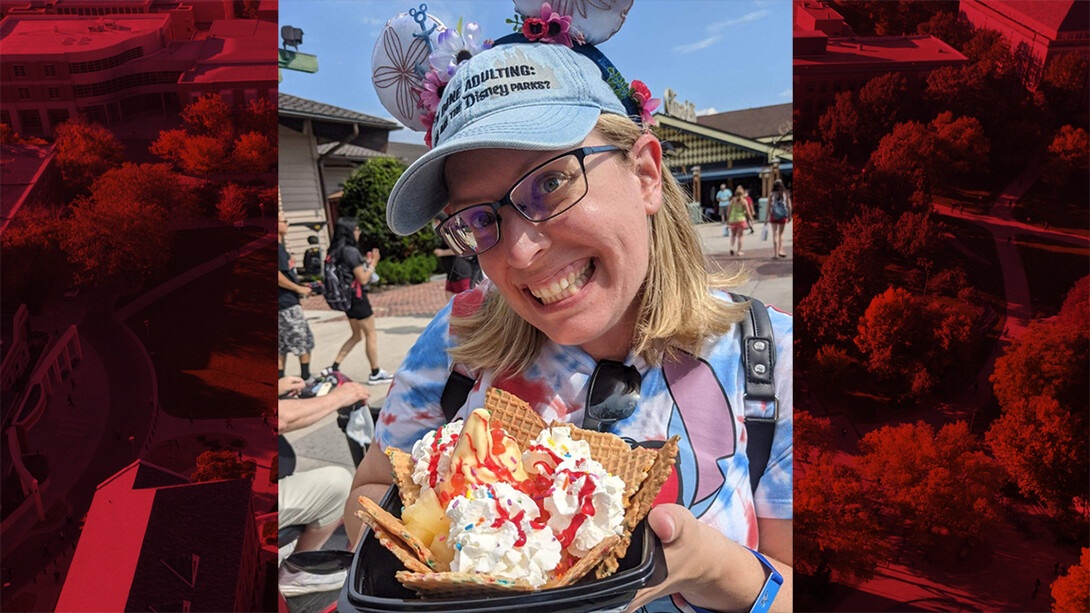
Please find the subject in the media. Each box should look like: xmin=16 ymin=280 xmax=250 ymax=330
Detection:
xmin=440 ymin=368 xmax=475 ymax=422
xmin=729 ymin=293 xmax=778 ymax=494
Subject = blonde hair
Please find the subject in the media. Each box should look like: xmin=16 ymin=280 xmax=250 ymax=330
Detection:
xmin=449 ymin=113 xmax=748 ymax=375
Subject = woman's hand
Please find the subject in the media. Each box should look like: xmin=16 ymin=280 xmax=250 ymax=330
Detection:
xmin=623 ymin=504 xmax=772 ymax=613
xmin=278 ymin=376 xmax=305 ymax=397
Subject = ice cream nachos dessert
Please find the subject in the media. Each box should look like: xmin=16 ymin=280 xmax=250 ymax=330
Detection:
xmin=356 ymin=387 xmax=679 ymax=598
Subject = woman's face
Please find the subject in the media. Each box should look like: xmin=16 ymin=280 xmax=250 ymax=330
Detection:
xmin=444 ymin=131 xmax=663 ymax=361
xmin=277 ymin=212 xmax=288 ymax=236
xmin=353 ymin=226 xmax=361 ymax=241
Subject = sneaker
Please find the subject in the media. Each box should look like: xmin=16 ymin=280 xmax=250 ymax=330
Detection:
xmin=367 ymin=368 xmax=394 ymax=385
xmin=278 ymin=566 xmax=347 ymax=597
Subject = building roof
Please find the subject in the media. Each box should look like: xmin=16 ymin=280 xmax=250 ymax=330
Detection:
xmin=386 ymin=141 xmax=429 ymax=164
xmin=279 ymin=93 xmax=399 ymax=129
xmin=697 ymin=104 xmax=793 ymax=140
xmin=0 ymin=13 xmax=169 ymax=55
xmin=179 ymin=19 xmax=277 ymax=84
xmin=56 ymin=461 xmax=252 ymax=613
xmin=973 ymin=1 xmax=1090 ymax=37
xmin=0 ymin=143 xmax=54 ymax=233
xmin=794 ymin=34 xmax=967 ymax=69
xmin=317 ymin=142 xmax=385 ymax=160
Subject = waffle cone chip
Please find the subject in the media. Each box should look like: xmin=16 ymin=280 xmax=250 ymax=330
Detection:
xmin=395 ymin=571 xmax=534 ymax=598
xmin=371 ymin=387 xmax=680 ymax=597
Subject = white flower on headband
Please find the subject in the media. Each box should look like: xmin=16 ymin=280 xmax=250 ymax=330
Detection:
xmin=429 ymin=22 xmax=492 ymax=79
xmin=372 ymin=23 xmax=433 ymax=127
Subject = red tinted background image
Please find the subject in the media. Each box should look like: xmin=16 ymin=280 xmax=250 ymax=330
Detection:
xmin=792 ymin=1 xmax=1089 ymax=612
xmin=1 ymin=1 xmax=279 ymax=611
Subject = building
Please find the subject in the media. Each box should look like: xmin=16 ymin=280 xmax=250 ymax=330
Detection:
xmin=278 ymin=93 xmax=400 ymax=257
xmin=0 ymin=5 xmax=275 ymax=138
xmin=0 ymin=142 xmax=60 ymax=235
xmin=56 ymin=462 xmax=259 ymax=612
xmin=651 ymin=94 xmax=792 ymax=217
xmin=959 ymin=0 xmax=1090 ymax=89
xmin=793 ymin=1 xmax=968 ymax=117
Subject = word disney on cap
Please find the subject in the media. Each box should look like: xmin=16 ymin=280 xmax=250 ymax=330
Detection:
xmin=371 ymin=1 xmax=661 ymax=236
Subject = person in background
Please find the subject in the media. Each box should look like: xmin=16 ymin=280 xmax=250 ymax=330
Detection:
xmin=767 ymin=179 xmax=792 ymax=259
xmin=433 ymin=213 xmax=484 ymax=296
xmin=727 ymin=185 xmax=755 ymax=256
xmin=742 ymin=186 xmax=756 ymax=235
xmin=327 ymin=217 xmax=394 ymax=385
xmin=278 ymin=210 xmax=314 ymax=380
xmin=717 ymin=183 xmax=731 ymax=228
xmin=277 ymin=376 xmax=369 ymax=596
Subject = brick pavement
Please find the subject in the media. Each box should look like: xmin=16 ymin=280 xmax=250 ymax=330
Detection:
xmin=300 ymin=278 xmax=450 ymax=318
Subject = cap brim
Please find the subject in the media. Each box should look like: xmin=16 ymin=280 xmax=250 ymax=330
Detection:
xmin=387 ymin=103 xmax=605 ymax=236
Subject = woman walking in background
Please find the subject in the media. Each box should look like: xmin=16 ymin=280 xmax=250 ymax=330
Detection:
xmin=768 ymin=179 xmax=792 ymax=258
xmin=328 ymin=217 xmax=394 ymax=385
xmin=727 ymin=185 xmax=754 ymax=256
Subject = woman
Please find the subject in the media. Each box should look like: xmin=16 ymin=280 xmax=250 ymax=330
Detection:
xmin=768 ymin=179 xmax=792 ymax=258
xmin=727 ymin=185 xmax=755 ymax=256
xmin=432 ymin=213 xmax=483 ymax=296
xmin=277 ymin=210 xmax=314 ymax=381
xmin=327 ymin=217 xmax=393 ymax=385
xmin=348 ymin=30 xmax=792 ymax=613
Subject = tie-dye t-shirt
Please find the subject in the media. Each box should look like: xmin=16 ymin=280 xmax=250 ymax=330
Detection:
xmin=375 ymin=284 xmax=792 ymax=613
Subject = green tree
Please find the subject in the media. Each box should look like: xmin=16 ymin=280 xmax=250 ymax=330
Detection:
xmin=339 ymin=157 xmax=439 ymax=263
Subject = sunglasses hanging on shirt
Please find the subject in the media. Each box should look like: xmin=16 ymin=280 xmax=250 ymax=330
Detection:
xmin=581 ymin=359 xmax=642 ymax=432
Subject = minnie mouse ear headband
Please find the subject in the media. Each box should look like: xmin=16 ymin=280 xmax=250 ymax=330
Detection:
xmin=372 ymin=1 xmax=660 ymax=236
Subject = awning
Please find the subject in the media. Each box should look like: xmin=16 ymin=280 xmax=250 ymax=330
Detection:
xmin=673 ymin=163 xmax=792 ymax=182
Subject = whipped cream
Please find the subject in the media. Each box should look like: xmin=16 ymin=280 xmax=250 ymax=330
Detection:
xmin=410 ymin=420 xmax=464 ymax=490
xmin=522 ymin=425 xmax=593 ymax=476
xmin=446 ymin=482 xmax=562 ymax=588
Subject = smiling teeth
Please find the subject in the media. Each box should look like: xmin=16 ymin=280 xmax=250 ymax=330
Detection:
xmin=530 ymin=262 xmax=593 ymax=304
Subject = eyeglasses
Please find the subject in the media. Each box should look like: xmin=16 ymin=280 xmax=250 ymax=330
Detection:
xmin=437 ymin=145 xmax=622 ymax=257
xmin=582 ymin=359 xmax=642 ymax=432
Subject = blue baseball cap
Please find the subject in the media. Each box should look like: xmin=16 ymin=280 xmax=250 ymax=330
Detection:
xmin=386 ymin=42 xmax=629 ymax=236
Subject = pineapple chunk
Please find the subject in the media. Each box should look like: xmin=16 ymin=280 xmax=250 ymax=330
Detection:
xmin=429 ymin=531 xmax=455 ymax=571
xmin=401 ymin=487 xmax=449 ymax=545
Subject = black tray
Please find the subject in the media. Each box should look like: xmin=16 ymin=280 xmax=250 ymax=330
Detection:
xmin=338 ymin=485 xmax=666 ymax=612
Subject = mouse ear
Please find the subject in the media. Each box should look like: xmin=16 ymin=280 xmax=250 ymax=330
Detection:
xmin=512 ymin=0 xmax=634 ymax=45
xmin=372 ymin=9 xmax=446 ymax=131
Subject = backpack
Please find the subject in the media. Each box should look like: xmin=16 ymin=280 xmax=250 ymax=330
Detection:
xmin=438 ymin=294 xmax=778 ymax=494
xmin=322 ymin=249 xmax=354 ymax=312
xmin=770 ymin=193 xmax=788 ymax=220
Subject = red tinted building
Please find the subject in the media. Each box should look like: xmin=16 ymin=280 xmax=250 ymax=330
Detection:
xmin=793 ymin=1 xmax=968 ymax=117
xmin=0 ymin=3 xmax=275 ymax=138
xmin=56 ymin=461 xmax=259 ymax=612
xmin=959 ymin=0 xmax=1090 ymax=89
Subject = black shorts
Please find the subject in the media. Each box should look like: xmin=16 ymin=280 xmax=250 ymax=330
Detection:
xmin=345 ymin=293 xmax=373 ymax=320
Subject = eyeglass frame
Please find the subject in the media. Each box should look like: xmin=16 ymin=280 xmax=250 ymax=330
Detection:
xmin=436 ymin=145 xmax=622 ymax=257
xmin=581 ymin=359 xmax=642 ymax=433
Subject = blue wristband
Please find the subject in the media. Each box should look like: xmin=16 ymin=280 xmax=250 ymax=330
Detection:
xmin=689 ymin=548 xmax=782 ymax=613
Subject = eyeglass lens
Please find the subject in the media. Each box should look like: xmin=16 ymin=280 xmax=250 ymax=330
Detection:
xmin=586 ymin=361 xmax=641 ymax=428
xmin=440 ymin=149 xmax=594 ymax=256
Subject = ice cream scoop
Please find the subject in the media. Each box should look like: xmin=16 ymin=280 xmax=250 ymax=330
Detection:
xmin=439 ymin=409 xmax=529 ymax=504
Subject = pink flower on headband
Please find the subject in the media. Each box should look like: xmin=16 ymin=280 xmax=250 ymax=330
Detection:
xmin=630 ymin=80 xmax=660 ymax=125
xmin=416 ymin=69 xmax=446 ymax=112
xmin=420 ymin=108 xmax=436 ymax=148
xmin=539 ymin=3 xmax=572 ymax=47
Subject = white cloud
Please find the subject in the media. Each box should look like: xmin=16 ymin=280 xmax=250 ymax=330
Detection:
xmin=707 ymin=9 xmax=770 ymax=32
xmin=696 ymin=107 xmax=719 ymax=116
xmin=779 ymin=89 xmax=791 ymax=98
xmin=360 ymin=16 xmax=388 ymax=26
xmin=673 ymin=36 xmax=721 ymax=54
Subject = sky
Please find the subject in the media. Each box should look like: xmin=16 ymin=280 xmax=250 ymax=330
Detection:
xmin=278 ymin=0 xmax=792 ymax=144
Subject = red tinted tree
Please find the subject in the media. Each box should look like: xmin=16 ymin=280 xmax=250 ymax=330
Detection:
xmin=792 ymin=141 xmax=860 ymax=255
xmin=817 ymin=91 xmax=859 ymax=155
xmin=915 ymin=11 xmax=973 ymax=50
xmin=811 ymin=344 xmax=855 ymax=393
xmin=0 ymin=123 xmax=47 ymax=145
xmin=985 ymin=396 xmax=1089 ymax=512
xmin=1051 ymin=547 xmax=1090 ymax=613
xmin=231 ymin=131 xmax=277 ymax=173
xmin=891 ymin=210 xmax=943 ymax=264
xmin=192 ymin=450 xmax=255 ymax=482
xmin=1 ymin=204 xmax=67 ymax=310
xmin=61 ymin=188 xmax=170 ymax=290
xmin=1042 ymin=125 xmax=1089 ymax=191
xmin=795 ymin=457 xmax=887 ymax=582
xmin=53 ymin=118 xmax=125 ymax=199
xmin=181 ymin=94 xmax=234 ymax=140
xmin=856 ymin=72 xmax=912 ymax=148
xmin=991 ymin=317 xmax=1089 ymax=413
xmin=216 ymin=183 xmax=249 ymax=223
xmin=869 ymin=113 xmax=988 ymax=189
xmin=239 ymin=97 xmax=276 ymax=135
xmin=1040 ymin=53 xmax=1089 ymax=128
xmin=797 ymin=222 xmax=887 ymax=348
xmin=1058 ymin=276 xmax=1089 ymax=329
xmin=90 ymin=163 xmax=186 ymax=216
xmin=794 ymin=410 xmax=834 ymax=465
xmin=858 ymin=421 xmax=1004 ymax=547
xmin=178 ymin=134 xmax=229 ymax=175
xmin=149 ymin=128 xmax=188 ymax=166
xmin=930 ymin=112 xmax=989 ymax=176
